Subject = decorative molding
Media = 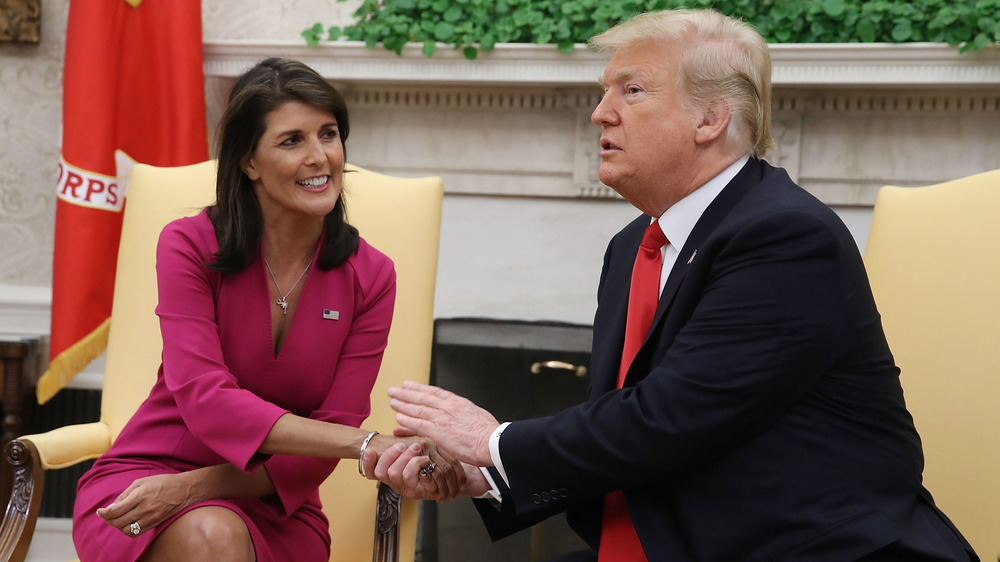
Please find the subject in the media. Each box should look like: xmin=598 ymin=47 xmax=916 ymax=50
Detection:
xmin=810 ymin=91 xmax=1000 ymax=113
xmin=0 ymin=0 xmax=40 ymax=43
xmin=204 ymin=40 xmax=1000 ymax=88
xmin=344 ymin=87 xmax=587 ymax=111
xmin=204 ymin=41 xmax=608 ymax=86
xmin=202 ymin=40 xmax=1000 ymax=201
xmin=774 ymin=90 xmax=1000 ymax=115
xmin=0 ymin=438 xmax=38 ymax=562
xmin=769 ymin=43 xmax=1000 ymax=88
xmin=373 ymin=484 xmax=401 ymax=562
xmin=573 ymin=108 xmax=611 ymax=199
xmin=4 ymin=439 xmax=36 ymax=513
xmin=769 ymin=117 xmax=802 ymax=182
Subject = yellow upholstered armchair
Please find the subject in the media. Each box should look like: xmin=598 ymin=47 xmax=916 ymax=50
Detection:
xmin=0 ymin=161 xmax=443 ymax=562
xmin=864 ymin=169 xmax=1000 ymax=561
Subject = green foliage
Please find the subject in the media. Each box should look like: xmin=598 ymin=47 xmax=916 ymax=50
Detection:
xmin=303 ymin=0 xmax=1000 ymax=58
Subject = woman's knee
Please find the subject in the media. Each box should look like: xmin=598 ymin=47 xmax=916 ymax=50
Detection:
xmin=147 ymin=506 xmax=254 ymax=561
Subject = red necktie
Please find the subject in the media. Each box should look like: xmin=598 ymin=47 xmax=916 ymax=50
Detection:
xmin=599 ymin=221 xmax=667 ymax=561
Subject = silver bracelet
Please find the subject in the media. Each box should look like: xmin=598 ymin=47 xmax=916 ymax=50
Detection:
xmin=357 ymin=430 xmax=379 ymax=478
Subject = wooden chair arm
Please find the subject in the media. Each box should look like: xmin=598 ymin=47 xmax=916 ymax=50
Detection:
xmin=0 ymin=423 xmax=110 ymax=561
xmin=0 ymin=439 xmax=44 ymax=562
xmin=373 ymin=482 xmax=402 ymax=562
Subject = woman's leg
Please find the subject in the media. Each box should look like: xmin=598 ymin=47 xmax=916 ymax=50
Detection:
xmin=143 ymin=506 xmax=255 ymax=562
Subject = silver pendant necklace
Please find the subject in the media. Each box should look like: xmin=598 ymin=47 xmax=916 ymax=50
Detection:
xmin=264 ymin=256 xmax=313 ymax=315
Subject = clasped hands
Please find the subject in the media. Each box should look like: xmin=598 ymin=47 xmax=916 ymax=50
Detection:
xmin=96 ymin=382 xmax=496 ymax=537
xmin=361 ymin=381 xmax=500 ymax=502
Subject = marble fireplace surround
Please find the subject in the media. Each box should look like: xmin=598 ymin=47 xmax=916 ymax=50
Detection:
xmin=3 ymin=42 xmax=999 ymax=393
xmin=203 ymin=41 xmax=1000 ymax=207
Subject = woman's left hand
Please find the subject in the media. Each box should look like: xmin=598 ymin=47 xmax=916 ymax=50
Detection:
xmin=96 ymin=472 xmax=197 ymax=538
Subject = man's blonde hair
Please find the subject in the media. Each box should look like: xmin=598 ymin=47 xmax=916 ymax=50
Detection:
xmin=590 ymin=9 xmax=775 ymax=158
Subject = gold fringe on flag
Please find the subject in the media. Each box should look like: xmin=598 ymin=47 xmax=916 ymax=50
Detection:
xmin=35 ymin=318 xmax=110 ymax=404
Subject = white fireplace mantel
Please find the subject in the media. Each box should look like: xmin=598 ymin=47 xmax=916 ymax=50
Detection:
xmin=203 ymin=40 xmax=1000 ymax=88
xmin=202 ymin=40 xmax=1000 ymax=206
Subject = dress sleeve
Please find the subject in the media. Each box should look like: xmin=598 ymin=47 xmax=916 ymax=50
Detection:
xmin=155 ymin=217 xmax=290 ymax=470
xmin=260 ymin=248 xmax=397 ymax=516
xmin=157 ymin=218 xmax=396 ymax=515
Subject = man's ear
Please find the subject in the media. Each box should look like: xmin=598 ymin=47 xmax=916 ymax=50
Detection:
xmin=694 ymin=99 xmax=732 ymax=145
xmin=241 ymin=155 xmax=260 ymax=181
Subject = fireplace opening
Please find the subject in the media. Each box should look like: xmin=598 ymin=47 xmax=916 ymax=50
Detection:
xmin=419 ymin=318 xmax=593 ymax=561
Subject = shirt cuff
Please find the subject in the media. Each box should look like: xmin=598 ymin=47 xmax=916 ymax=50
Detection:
xmin=489 ymin=421 xmax=511 ymax=489
xmin=477 ymin=466 xmax=501 ymax=501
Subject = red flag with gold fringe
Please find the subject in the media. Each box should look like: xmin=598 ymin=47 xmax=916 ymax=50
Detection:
xmin=39 ymin=0 xmax=208 ymax=403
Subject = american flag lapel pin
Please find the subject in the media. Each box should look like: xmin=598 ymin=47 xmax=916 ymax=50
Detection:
xmin=687 ymin=250 xmax=697 ymax=265
xmin=323 ymin=309 xmax=340 ymax=320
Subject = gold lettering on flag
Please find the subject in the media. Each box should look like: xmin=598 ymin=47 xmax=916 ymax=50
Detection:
xmin=124 ymin=0 xmax=143 ymax=7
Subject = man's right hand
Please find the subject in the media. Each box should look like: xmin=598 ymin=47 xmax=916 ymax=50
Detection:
xmin=363 ymin=440 xmax=491 ymax=501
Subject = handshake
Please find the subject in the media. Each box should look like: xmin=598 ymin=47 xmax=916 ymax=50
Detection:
xmin=359 ymin=381 xmax=500 ymax=502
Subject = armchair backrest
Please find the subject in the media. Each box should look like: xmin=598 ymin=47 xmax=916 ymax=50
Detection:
xmin=104 ymin=161 xmax=443 ymax=562
xmin=102 ymin=161 xmax=217 ymax=439
xmin=863 ymin=169 xmax=1000 ymax=560
xmin=324 ymin=166 xmax=442 ymax=562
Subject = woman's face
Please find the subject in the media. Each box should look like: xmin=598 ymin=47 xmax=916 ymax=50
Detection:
xmin=242 ymin=100 xmax=344 ymax=222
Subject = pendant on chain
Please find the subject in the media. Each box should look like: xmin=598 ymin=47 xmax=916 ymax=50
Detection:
xmin=265 ymin=256 xmax=312 ymax=318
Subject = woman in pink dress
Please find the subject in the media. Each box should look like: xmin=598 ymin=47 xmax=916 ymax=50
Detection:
xmin=71 ymin=58 xmax=462 ymax=562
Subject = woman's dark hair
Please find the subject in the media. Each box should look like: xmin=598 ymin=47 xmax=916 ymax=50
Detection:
xmin=207 ymin=57 xmax=358 ymax=273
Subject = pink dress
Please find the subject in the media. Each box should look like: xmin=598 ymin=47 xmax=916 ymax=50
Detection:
xmin=73 ymin=210 xmax=396 ymax=561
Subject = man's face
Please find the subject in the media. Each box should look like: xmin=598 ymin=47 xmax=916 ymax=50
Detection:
xmin=592 ymin=41 xmax=701 ymax=217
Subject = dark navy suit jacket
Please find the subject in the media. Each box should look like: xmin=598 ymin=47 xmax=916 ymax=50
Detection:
xmin=474 ymin=158 xmax=976 ymax=561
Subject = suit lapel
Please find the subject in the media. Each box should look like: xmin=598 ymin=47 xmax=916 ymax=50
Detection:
xmin=592 ymin=216 xmax=648 ymax=395
xmin=620 ymin=158 xmax=763 ymax=387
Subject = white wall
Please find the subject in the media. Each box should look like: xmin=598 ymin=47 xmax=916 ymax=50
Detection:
xmin=436 ymin=195 xmax=639 ymax=324
xmin=0 ymin=0 xmax=65 ymax=288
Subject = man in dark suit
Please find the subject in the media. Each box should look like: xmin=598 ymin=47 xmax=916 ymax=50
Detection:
xmin=367 ymin=8 xmax=977 ymax=561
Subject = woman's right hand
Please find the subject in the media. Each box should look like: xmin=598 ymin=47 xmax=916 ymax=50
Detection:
xmin=363 ymin=434 xmax=465 ymax=501
xmin=96 ymin=472 xmax=198 ymax=538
